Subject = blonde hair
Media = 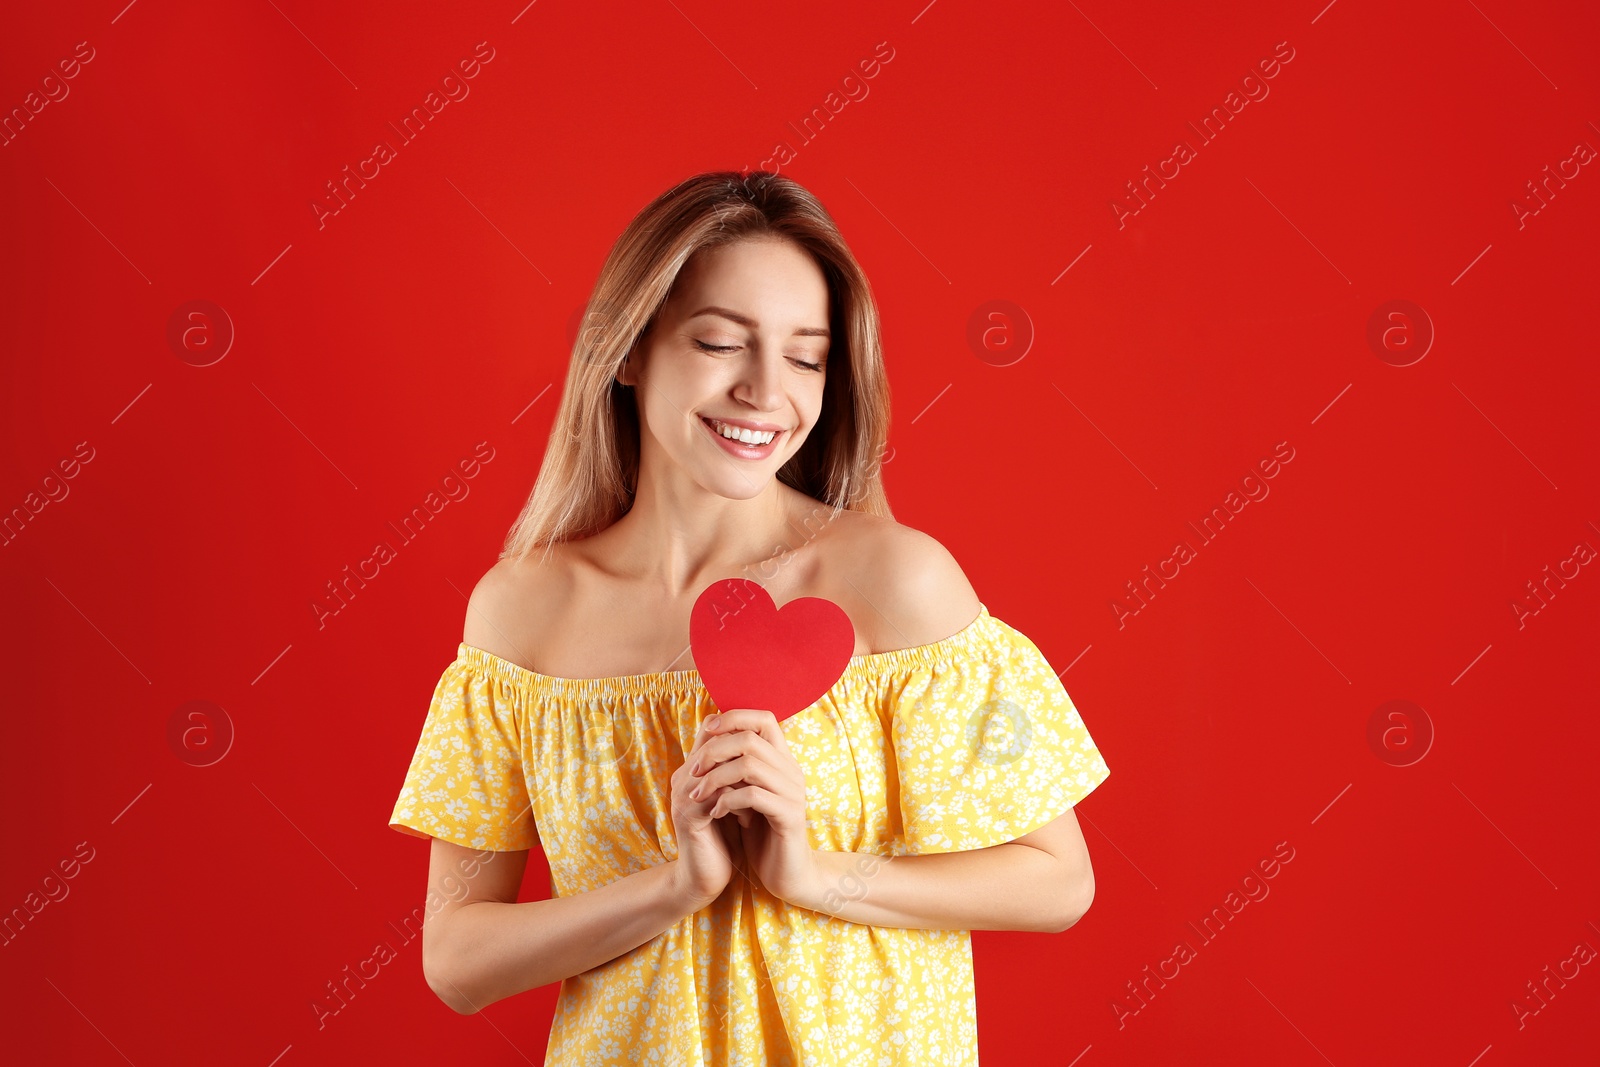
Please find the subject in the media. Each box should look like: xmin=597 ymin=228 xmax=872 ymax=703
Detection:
xmin=500 ymin=170 xmax=895 ymax=564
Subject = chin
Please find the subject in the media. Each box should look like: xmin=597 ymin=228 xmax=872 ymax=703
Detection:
xmin=704 ymin=475 xmax=776 ymax=501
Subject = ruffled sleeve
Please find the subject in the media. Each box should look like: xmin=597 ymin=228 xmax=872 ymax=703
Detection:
xmin=886 ymin=614 xmax=1110 ymax=855
xmin=388 ymin=650 xmax=539 ymax=852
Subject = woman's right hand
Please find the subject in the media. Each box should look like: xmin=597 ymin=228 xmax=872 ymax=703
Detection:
xmin=669 ymin=713 xmax=739 ymax=910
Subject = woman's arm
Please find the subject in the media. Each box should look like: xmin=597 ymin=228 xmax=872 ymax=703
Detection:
xmin=421 ymin=838 xmax=713 ymax=1014
xmin=695 ymin=705 xmax=1099 ymax=935
xmin=424 ymin=564 xmax=716 ymax=1010
xmin=797 ymin=809 xmax=1096 ymax=933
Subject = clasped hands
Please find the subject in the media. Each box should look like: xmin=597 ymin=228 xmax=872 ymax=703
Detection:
xmin=687 ymin=708 xmax=820 ymax=907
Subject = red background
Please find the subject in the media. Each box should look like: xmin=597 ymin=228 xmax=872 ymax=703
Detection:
xmin=3 ymin=1 xmax=1598 ymax=1063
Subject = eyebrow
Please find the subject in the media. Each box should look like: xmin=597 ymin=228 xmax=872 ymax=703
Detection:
xmin=687 ymin=306 xmax=830 ymax=339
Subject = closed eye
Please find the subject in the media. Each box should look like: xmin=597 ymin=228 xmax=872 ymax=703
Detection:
xmin=695 ymin=339 xmax=824 ymax=372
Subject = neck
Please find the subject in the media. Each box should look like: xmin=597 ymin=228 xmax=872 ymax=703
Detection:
xmin=604 ymin=463 xmax=803 ymax=600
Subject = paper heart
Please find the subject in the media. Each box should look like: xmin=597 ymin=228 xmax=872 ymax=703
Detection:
xmin=689 ymin=578 xmax=855 ymax=723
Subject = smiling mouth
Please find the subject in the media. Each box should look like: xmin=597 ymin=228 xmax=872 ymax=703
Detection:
xmin=700 ymin=415 xmax=785 ymax=455
xmin=702 ymin=416 xmax=782 ymax=443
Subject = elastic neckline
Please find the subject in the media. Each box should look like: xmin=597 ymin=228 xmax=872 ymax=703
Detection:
xmin=456 ymin=603 xmax=994 ymax=698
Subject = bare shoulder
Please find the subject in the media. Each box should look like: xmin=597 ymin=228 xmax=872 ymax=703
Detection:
xmin=462 ymin=546 xmax=574 ymax=670
xmin=834 ymin=513 xmax=982 ymax=653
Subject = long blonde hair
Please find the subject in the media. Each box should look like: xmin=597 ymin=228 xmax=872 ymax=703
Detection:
xmin=500 ymin=171 xmax=895 ymax=564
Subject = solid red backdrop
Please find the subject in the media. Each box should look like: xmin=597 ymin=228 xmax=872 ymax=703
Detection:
xmin=2 ymin=1 xmax=1597 ymax=1063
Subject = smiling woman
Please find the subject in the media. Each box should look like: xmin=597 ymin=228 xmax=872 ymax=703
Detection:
xmin=504 ymin=171 xmax=892 ymax=561
xmin=612 ymin=237 xmax=837 ymax=490
xmin=386 ymin=171 xmax=1112 ymax=1065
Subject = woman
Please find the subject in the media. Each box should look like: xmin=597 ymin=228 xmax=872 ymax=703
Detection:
xmin=389 ymin=171 xmax=1111 ymax=1064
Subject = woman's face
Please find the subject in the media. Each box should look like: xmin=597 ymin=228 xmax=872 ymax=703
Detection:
xmin=624 ymin=237 xmax=832 ymax=500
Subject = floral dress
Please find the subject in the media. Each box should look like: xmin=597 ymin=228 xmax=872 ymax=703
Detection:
xmin=389 ymin=603 xmax=1111 ymax=1065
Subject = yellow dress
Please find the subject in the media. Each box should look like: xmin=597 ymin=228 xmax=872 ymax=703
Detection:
xmin=389 ymin=603 xmax=1111 ymax=1065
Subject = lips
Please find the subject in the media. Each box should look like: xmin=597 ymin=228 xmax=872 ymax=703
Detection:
xmin=700 ymin=415 xmax=784 ymax=458
xmin=701 ymin=416 xmax=778 ymax=440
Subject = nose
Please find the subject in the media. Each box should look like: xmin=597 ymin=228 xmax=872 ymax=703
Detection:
xmin=731 ymin=347 xmax=785 ymax=414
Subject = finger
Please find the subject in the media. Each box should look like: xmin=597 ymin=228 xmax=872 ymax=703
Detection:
xmin=701 ymin=721 xmax=780 ymax=767
xmin=709 ymin=708 xmax=794 ymax=758
xmin=686 ymin=780 xmax=719 ymax=810
xmin=714 ymin=758 xmax=809 ymax=820
xmin=686 ymin=753 xmax=736 ymax=805
xmin=692 ymin=753 xmax=762 ymax=801
xmin=710 ymin=735 xmax=800 ymax=800
xmin=687 ymin=712 xmax=735 ymax=766
xmin=691 ymin=727 xmax=779 ymax=781
xmin=710 ymin=783 xmax=777 ymax=820
xmin=712 ymin=743 xmax=796 ymax=802
xmin=689 ymin=712 xmax=720 ymax=755
xmin=688 ymin=733 xmax=743 ymax=779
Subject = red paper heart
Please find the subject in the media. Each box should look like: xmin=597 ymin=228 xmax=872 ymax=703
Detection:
xmin=690 ymin=578 xmax=855 ymax=722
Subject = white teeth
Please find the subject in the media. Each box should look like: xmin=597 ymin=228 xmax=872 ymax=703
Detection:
xmin=707 ymin=419 xmax=776 ymax=446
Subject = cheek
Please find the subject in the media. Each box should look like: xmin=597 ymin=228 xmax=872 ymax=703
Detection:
xmin=805 ymin=383 xmax=828 ymax=426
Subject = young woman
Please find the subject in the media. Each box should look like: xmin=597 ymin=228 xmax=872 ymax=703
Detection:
xmin=389 ymin=171 xmax=1112 ymax=1064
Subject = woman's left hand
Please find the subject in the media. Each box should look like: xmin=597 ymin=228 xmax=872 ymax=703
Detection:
xmin=688 ymin=708 xmax=821 ymax=908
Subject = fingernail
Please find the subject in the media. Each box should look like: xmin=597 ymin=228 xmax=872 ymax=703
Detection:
xmin=706 ymin=716 xmax=721 ymax=731
xmin=691 ymin=786 xmax=704 ymax=800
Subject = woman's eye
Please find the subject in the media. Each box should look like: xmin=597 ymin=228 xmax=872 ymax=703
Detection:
xmin=694 ymin=338 xmax=822 ymax=371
